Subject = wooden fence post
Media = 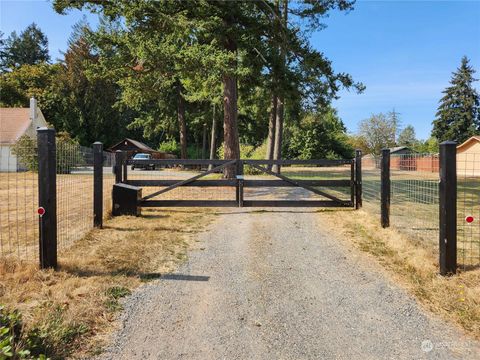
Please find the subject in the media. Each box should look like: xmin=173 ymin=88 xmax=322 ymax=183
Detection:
xmin=93 ymin=142 xmax=103 ymax=228
xmin=439 ymin=141 xmax=457 ymax=275
xmin=236 ymin=160 xmax=244 ymax=207
xmin=114 ymin=150 xmax=123 ymax=184
xmin=37 ymin=128 xmax=57 ymax=269
xmin=381 ymin=148 xmax=391 ymax=228
xmin=122 ymin=151 xmax=128 ymax=182
xmin=355 ymin=149 xmax=362 ymax=209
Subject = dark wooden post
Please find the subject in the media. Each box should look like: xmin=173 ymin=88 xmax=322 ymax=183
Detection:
xmin=122 ymin=151 xmax=128 ymax=182
xmin=237 ymin=176 xmax=244 ymax=207
xmin=37 ymin=128 xmax=57 ymax=269
xmin=439 ymin=141 xmax=457 ymax=275
xmin=381 ymin=148 xmax=391 ymax=228
xmin=350 ymin=161 xmax=355 ymax=207
xmin=114 ymin=150 xmax=123 ymax=184
xmin=236 ymin=160 xmax=244 ymax=206
xmin=93 ymin=142 xmax=103 ymax=228
xmin=355 ymin=149 xmax=363 ymax=209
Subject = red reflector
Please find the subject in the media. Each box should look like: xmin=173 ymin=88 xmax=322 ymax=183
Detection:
xmin=37 ymin=207 xmax=45 ymax=216
xmin=465 ymin=216 xmax=474 ymax=224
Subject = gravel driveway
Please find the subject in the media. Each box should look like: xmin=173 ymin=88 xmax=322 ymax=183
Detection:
xmin=99 ymin=209 xmax=479 ymax=360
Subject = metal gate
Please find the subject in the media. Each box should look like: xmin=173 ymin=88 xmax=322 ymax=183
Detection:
xmin=116 ymin=155 xmax=362 ymax=209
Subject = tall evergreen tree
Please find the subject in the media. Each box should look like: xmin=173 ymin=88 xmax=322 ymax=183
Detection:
xmin=0 ymin=23 xmax=50 ymax=70
xmin=432 ymin=56 xmax=480 ymax=143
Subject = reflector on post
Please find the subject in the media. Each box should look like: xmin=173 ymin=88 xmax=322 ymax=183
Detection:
xmin=465 ymin=216 xmax=474 ymax=224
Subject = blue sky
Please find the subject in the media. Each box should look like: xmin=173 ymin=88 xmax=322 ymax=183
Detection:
xmin=1 ymin=0 xmax=479 ymax=140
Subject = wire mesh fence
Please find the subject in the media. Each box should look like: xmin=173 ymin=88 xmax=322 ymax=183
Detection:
xmin=103 ymin=151 xmax=115 ymax=219
xmin=457 ymin=153 xmax=480 ymax=267
xmin=362 ymin=154 xmax=440 ymax=256
xmin=362 ymin=155 xmax=381 ymax=217
xmin=390 ymin=154 xmax=439 ymax=254
xmin=56 ymin=142 xmax=95 ymax=251
xmin=0 ymin=135 xmax=113 ymax=262
xmin=362 ymin=151 xmax=480 ymax=269
xmin=0 ymin=143 xmax=39 ymax=260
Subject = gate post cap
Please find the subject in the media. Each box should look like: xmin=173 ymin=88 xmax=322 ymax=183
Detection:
xmin=36 ymin=127 xmax=55 ymax=133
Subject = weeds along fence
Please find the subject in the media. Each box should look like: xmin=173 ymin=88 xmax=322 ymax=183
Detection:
xmin=0 ymin=128 xmax=113 ymax=266
xmin=363 ymin=143 xmax=480 ymax=274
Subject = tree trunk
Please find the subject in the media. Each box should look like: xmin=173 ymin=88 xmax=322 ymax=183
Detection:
xmin=266 ymin=95 xmax=277 ymax=170
xmin=208 ymin=104 xmax=217 ymax=170
xmin=223 ymin=73 xmax=240 ymax=177
xmin=222 ymin=35 xmax=240 ymax=178
xmin=177 ymin=82 xmax=187 ymax=159
xmin=202 ymin=122 xmax=207 ymax=159
xmin=272 ymin=96 xmax=284 ymax=173
xmin=272 ymin=0 xmax=288 ymax=174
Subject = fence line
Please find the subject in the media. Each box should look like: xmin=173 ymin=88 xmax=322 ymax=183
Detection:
xmin=363 ymin=149 xmax=480 ymax=271
xmin=457 ymin=152 xmax=480 ymax=267
xmin=0 ymin=131 xmax=113 ymax=264
xmin=0 ymin=144 xmax=38 ymax=260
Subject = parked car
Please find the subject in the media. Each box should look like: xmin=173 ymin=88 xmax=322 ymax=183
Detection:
xmin=131 ymin=153 xmax=156 ymax=170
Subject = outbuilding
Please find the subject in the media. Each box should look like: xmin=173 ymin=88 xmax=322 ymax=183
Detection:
xmin=108 ymin=138 xmax=175 ymax=159
xmin=457 ymin=136 xmax=480 ymax=177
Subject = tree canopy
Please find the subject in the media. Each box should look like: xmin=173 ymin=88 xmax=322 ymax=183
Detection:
xmin=0 ymin=23 xmax=50 ymax=70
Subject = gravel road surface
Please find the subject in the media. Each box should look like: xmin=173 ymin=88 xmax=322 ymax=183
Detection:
xmin=99 ymin=209 xmax=479 ymax=360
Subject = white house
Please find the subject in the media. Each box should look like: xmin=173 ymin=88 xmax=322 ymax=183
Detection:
xmin=0 ymin=98 xmax=48 ymax=172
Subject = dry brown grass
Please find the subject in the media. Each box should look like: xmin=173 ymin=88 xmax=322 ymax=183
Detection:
xmin=322 ymin=209 xmax=480 ymax=339
xmin=0 ymin=172 xmax=115 ymax=259
xmin=0 ymin=207 xmax=214 ymax=358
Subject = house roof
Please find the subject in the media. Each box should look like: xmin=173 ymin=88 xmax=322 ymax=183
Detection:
xmin=109 ymin=138 xmax=155 ymax=152
xmin=457 ymin=136 xmax=480 ymax=150
xmin=0 ymin=108 xmax=31 ymax=145
xmin=390 ymin=146 xmax=412 ymax=154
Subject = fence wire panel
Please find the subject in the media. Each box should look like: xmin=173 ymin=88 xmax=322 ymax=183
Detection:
xmin=390 ymin=154 xmax=440 ymax=253
xmin=0 ymin=143 xmax=38 ymax=260
xmin=362 ymin=156 xmax=381 ymax=216
xmin=457 ymin=153 xmax=480 ymax=267
xmin=56 ymin=143 xmax=94 ymax=251
xmin=128 ymin=165 xmax=236 ymax=201
xmin=103 ymin=152 xmax=115 ymax=219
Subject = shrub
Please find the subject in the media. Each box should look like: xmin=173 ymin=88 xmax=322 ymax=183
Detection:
xmin=158 ymin=138 xmax=180 ymax=157
xmin=11 ymin=132 xmax=84 ymax=174
xmin=0 ymin=305 xmax=48 ymax=359
xmin=11 ymin=135 xmax=37 ymax=172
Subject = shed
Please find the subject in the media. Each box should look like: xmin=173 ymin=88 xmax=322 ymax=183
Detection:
xmin=0 ymin=98 xmax=48 ymax=172
xmin=108 ymin=138 xmax=175 ymax=159
xmin=457 ymin=136 xmax=480 ymax=177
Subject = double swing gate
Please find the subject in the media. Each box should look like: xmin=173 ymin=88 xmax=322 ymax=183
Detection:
xmin=113 ymin=153 xmax=362 ymax=210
